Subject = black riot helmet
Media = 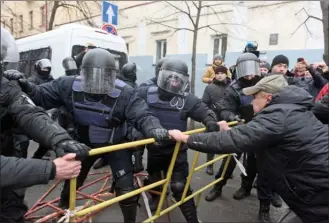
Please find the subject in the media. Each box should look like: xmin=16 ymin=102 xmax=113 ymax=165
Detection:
xmin=155 ymin=57 xmax=167 ymax=78
xmin=235 ymin=52 xmax=260 ymax=80
xmin=62 ymin=57 xmax=78 ymax=76
xmin=1 ymin=27 xmax=19 ymax=78
xmin=34 ymin=58 xmax=52 ymax=77
xmin=121 ymin=62 xmax=137 ymax=81
xmin=80 ymin=48 xmax=117 ymax=95
xmin=157 ymin=58 xmax=189 ymax=96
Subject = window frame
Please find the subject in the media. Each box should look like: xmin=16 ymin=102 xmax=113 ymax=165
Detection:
xmin=156 ymin=39 xmax=167 ymax=62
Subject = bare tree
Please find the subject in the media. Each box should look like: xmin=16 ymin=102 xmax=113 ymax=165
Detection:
xmin=48 ymin=1 xmax=100 ymax=30
xmin=292 ymin=2 xmax=329 ymax=65
xmin=320 ymin=1 xmax=329 ymax=65
xmin=147 ymin=1 xmax=251 ymax=96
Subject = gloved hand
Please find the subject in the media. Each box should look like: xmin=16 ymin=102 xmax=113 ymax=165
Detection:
xmin=55 ymin=140 xmax=90 ymax=161
xmin=206 ymin=121 xmax=219 ymax=132
xmin=17 ymin=79 xmax=36 ymax=94
xmin=228 ymin=115 xmax=242 ymax=123
xmin=149 ymin=128 xmax=169 ymax=143
xmin=3 ymin=69 xmax=25 ymax=80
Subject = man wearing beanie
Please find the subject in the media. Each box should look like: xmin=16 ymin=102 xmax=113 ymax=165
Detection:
xmin=169 ymin=75 xmax=329 ymax=223
xmin=202 ymin=65 xmax=231 ymax=175
xmin=270 ymin=54 xmax=327 ymax=99
xmin=202 ymin=54 xmax=231 ymax=84
xmin=260 ymin=62 xmax=271 ymax=76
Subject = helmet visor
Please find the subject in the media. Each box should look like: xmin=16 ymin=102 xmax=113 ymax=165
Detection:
xmin=157 ymin=69 xmax=189 ymax=96
xmin=81 ymin=67 xmax=116 ymax=94
xmin=63 ymin=59 xmax=77 ymax=71
xmin=1 ymin=27 xmax=19 ymax=62
xmin=236 ymin=60 xmax=260 ymax=79
xmin=38 ymin=59 xmax=52 ymax=70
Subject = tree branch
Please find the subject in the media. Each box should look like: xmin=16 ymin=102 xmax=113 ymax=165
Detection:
xmin=184 ymin=1 xmax=195 ymax=27
xmin=292 ymin=7 xmax=323 ymax=36
xmin=198 ymin=22 xmax=257 ymax=31
xmin=164 ymin=1 xmax=195 ymax=27
xmin=147 ymin=18 xmax=194 ymax=32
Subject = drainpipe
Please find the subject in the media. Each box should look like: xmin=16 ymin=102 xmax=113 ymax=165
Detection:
xmin=45 ymin=1 xmax=48 ymax=31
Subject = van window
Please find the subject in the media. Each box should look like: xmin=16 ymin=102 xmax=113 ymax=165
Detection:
xmin=71 ymin=45 xmax=128 ymax=75
xmin=18 ymin=47 xmax=52 ymax=78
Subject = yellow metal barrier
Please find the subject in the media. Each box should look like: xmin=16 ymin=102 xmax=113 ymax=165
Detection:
xmin=68 ymin=121 xmax=239 ymax=222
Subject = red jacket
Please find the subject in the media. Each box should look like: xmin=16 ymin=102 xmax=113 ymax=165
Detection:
xmin=315 ymin=83 xmax=329 ymax=102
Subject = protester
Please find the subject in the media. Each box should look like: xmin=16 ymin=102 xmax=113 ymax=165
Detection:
xmin=169 ymin=75 xmax=329 ymax=223
xmin=202 ymin=65 xmax=231 ymax=175
xmin=202 ymin=55 xmax=231 ymax=84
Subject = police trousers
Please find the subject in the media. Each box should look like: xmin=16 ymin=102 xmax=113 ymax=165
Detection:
xmin=214 ymin=152 xmax=273 ymax=201
xmin=61 ymin=149 xmax=134 ymax=203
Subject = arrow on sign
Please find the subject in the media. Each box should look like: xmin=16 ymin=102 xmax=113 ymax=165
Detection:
xmin=106 ymin=5 xmax=115 ymax=24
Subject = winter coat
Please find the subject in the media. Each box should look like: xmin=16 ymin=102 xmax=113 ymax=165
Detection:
xmin=313 ymin=93 xmax=329 ymax=124
xmin=202 ymin=63 xmax=232 ymax=83
xmin=187 ymin=85 xmax=329 ymax=223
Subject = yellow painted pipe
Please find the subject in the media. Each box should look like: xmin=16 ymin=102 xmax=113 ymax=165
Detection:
xmin=181 ymin=151 xmax=200 ymax=201
xmin=68 ymin=178 xmax=77 ymax=222
xmin=194 ymin=154 xmax=230 ymax=172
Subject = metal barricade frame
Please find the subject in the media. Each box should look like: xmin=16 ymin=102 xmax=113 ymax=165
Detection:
xmin=67 ymin=121 xmax=239 ymax=222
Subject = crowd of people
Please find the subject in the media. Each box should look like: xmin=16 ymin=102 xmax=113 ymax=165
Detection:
xmin=0 ymin=26 xmax=328 ymax=223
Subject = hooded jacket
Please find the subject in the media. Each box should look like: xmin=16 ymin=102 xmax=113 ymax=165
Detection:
xmin=187 ymin=85 xmax=329 ymax=223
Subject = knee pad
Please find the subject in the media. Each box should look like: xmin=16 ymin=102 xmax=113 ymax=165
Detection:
xmin=116 ymin=187 xmax=140 ymax=205
xmin=115 ymin=172 xmax=140 ymax=205
xmin=170 ymin=181 xmax=188 ymax=200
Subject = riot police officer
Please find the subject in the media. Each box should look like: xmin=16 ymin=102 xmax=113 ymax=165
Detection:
xmin=0 ymin=27 xmax=90 ymax=223
xmin=137 ymin=58 xmax=219 ymax=222
xmin=5 ymin=48 xmax=169 ymax=223
xmin=28 ymin=58 xmax=54 ymax=85
xmin=206 ymin=53 xmax=277 ymax=222
xmin=119 ymin=62 xmax=138 ymax=88
xmin=62 ymin=56 xmax=78 ymax=76
xmin=140 ymin=58 xmax=166 ymax=87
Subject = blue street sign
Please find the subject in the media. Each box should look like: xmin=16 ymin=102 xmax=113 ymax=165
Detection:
xmin=102 ymin=1 xmax=118 ymax=25
xmin=102 ymin=24 xmax=118 ymax=36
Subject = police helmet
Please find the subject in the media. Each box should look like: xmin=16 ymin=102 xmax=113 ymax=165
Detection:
xmin=80 ymin=48 xmax=116 ymax=94
xmin=157 ymin=58 xmax=189 ymax=96
xmin=34 ymin=58 xmax=52 ymax=76
xmin=155 ymin=57 xmax=168 ymax=78
xmin=235 ymin=52 xmax=260 ymax=80
xmin=121 ymin=62 xmax=137 ymax=78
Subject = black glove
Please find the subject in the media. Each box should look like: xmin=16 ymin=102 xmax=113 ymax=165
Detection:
xmin=206 ymin=121 xmax=219 ymax=132
xmin=149 ymin=128 xmax=169 ymax=143
xmin=55 ymin=140 xmax=90 ymax=161
xmin=17 ymin=79 xmax=36 ymax=94
xmin=228 ymin=115 xmax=242 ymax=123
xmin=3 ymin=69 xmax=25 ymax=80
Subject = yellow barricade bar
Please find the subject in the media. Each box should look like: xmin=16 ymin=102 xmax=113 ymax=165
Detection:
xmin=69 ymin=121 xmax=240 ymax=222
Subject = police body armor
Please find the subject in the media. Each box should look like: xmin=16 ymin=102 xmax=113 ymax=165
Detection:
xmin=147 ymin=86 xmax=187 ymax=131
xmin=231 ymin=81 xmax=254 ymax=123
xmin=72 ymin=77 xmax=127 ymax=147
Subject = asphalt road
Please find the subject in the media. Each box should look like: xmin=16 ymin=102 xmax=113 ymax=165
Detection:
xmin=25 ymin=141 xmax=288 ymax=223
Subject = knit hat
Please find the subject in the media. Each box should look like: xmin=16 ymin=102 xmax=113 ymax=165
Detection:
xmin=271 ymin=55 xmax=289 ymax=68
xmin=214 ymin=65 xmax=228 ymax=75
xmin=261 ymin=62 xmax=271 ymax=70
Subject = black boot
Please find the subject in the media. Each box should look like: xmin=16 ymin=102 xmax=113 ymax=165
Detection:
xmin=271 ymin=192 xmax=282 ymax=208
xmin=258 ymin=200 xmax=272 ymax=223
xmin=119 ymin=202 xmax=138 ymax=223
xmin=205 ymin=184 xmax=222 ymax=202
xmin=93 ymin=157 xmax=106 ymax=169
xmin=233 ymin=187 xmax=251 ymax=200
xmin=206 ymin=165 xmax=214 ymax=175
xmin=178 ymin=198 xmax=199 ymax=223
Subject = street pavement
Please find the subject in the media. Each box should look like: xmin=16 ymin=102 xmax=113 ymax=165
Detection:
xmin=26 ymin=141 xmax=288 ymax=223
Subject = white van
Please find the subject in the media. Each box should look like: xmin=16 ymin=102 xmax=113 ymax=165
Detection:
xmin=15 ymin=24 xmax=128 ymax=79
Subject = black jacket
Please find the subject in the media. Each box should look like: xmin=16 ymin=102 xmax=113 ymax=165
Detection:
xmin=0 ymin=77 xmax=70 ymax=189
xmin=202 ymin=78 xmax=230 ymax=119
xmin=187 ymin=85 xmax=329 ymax=223
xmin=27 ymin=76 xmax=163 ymax=140
xmin=312 ymin=94 xmax=329 ymax=124
xmin=28 ymin=75 xmax=54 ymax=85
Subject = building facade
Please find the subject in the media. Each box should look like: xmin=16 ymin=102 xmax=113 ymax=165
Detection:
xmin=1 ymin=1 xmax=325 ymax=97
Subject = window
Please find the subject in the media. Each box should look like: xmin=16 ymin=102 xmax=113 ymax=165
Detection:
xmin=10 ymin=18 xmax=13 ymax=33
xmin=71 ymin=45 xmax=128 ymax=74
xmin=19 ymin=15 xmax=23 ymax=32
xmin=212 ymin=34 xmax=228 ymax=60
xmin=29 ymin=11 xmax=33 ymax=29
xmin=156 ymin=39 xmax=167 ymax=62
xmin=126 ymin=43 xmax=129 ymax=53
xmin=18 ymin=47 xmax=52 ymax=77
xmin=269 ymin=33 xmax=278 ymax=45
xmin=40 ymin=6 xmax=45 ymax=27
